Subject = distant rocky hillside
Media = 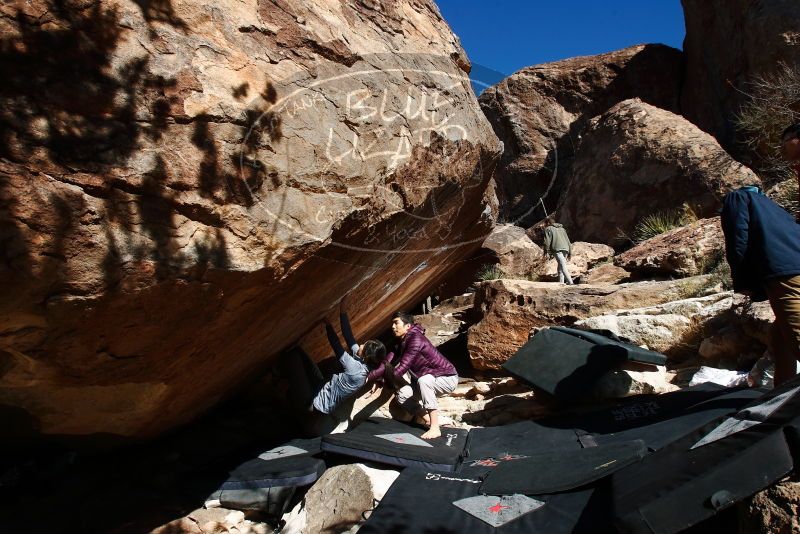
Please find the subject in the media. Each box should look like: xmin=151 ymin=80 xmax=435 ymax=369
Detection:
xmin=480 ymin=0 xmax=800 ymax=229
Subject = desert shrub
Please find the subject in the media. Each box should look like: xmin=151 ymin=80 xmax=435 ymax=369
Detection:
xmin=476 ymin=263 xmax=505 ymax=281
xmin=767 ymin=178 xmax=799 ymax=217
xmin=697 ymin=247 xmax=733 ymax=290
xmin=630 ymin=204 xmax=697 ymax=244
xmin=735 ymin=62 xmax=800 ymax=187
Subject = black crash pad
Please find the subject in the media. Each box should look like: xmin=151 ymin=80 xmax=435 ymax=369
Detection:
xmin=610 ymin=376 xmax=800 ymax=534
xmin=503 ymin=327 xmax=666 ymax=401
xmin=480 ymin=440 xmax=647 ymax=496
xmin=205 ymin=438 xmax=325 ymax=516
xmin=360 ymin=466 xmax=594 ymax=533
xmin=321 ymin=417 xmax=469 ymax=471
xmin=363 ymin=384 xmax=783 ymax=533
xmin=461 ymin=383 xmax=760 ymax=468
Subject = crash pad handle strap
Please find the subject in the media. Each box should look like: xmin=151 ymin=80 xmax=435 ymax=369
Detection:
xmin=574 ymin=429 xmax=598 ymax=448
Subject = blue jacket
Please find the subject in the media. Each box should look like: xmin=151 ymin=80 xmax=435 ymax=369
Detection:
xmin=720 ymin=187 xmax=800 ymax=301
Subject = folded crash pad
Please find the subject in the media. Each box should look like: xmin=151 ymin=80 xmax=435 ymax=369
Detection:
xmin=205 ymin=438 xmax=325 ymax=516
xmin=610 ymin=376 xmax=800 ymax=534
xmin=321 ymin=417 xmax=469 ymax=471
xmin=503 ymin=327 xmax=666 ymax=401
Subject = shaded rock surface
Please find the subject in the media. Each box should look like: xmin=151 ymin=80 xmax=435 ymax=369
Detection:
xmin=466 ymin=276 xmax=716 ymax=370
xmin=735 ymin=299 xmax=776 ymax=347
xmin=0 ymin=0 xmax=501 ymax=443
xmin=481 ymin=223 xmax=543 ymax=279
xmin=479 ymin=44 xmax=683 ymax=225
xmin=412 ymin=292 xmax=475 ymax=347
xmin=681 ymin=0 xmax=800 ymax=152
xmin=558 ymin=99 xmax=759 ymax=244
xmin=593 ymin=365 xmax=679 ymax=398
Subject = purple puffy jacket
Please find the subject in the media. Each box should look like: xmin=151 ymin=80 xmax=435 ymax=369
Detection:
xmin=391 ymin=324 xmax=457 ymax=379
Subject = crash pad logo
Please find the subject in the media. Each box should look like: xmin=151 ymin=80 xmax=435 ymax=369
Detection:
xmin=452 ymin=494 xmax=545 ymax=527
xmin=612 ymin=401 xmax=660 ymax=422
xmin=376 ymin=432 xmax=433 ymax=448
xmin=235 ymin=54 xmax=527 ymax=258
xmin=257 ymin=445 xmax=308 ymax=461
xmin=469 ymin=453 xmax=529 ymax=468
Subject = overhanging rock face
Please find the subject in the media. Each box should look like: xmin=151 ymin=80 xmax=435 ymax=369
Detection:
xmin=0 ymin=0 xmax=501 ymax=443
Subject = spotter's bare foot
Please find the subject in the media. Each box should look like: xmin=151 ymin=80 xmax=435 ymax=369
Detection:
xmin=421 ymin=427 xmax=441 ymax=440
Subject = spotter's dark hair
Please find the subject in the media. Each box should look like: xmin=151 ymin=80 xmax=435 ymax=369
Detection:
xmin=392 ymin=311 xmax=415 ymax=327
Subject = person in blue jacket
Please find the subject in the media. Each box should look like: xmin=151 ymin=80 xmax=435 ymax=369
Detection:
xmin=721 ymin=185 xmax=800 ymax=385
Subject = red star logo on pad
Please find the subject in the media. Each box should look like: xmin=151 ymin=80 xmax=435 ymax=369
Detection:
xmin=488 ymin=502 xmax=510 ymax=513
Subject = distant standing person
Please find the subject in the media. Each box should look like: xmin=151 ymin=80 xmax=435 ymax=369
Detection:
xmin=543 ymin=222 xmax=574 ymax=285
xmin=780 ymin=122 xmax=800 ymax=221
xmin=721 ymin=185 xmax=800 ymax=386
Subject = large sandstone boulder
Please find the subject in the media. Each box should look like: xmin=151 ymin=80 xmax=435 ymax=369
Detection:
xmin=615 ymin=217 xmax=725 ymax=278
xmin=559 ymin=99 xmax=759 ymax=243
xmin=466 ymin=276 xmax=716 ymax=369
xmin=481 ymin=224 xmax=543 ymax=279
xmin=575 ymin=292 xmax=734 ymax=356
xmin=479 ymin=44 xmax=682 ymax=225
xmin=540 ymin=242 xmax=614 ymax=281
xmin=0 ymin=0 xmax=501 ymax=444
xmin=682 ymin=0 xmax=800 ymax=151
xmin=582 ymin=263 xmax=631 ymax=285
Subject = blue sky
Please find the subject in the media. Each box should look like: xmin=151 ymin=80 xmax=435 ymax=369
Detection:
xmin=435 ymin=1 xmax=686 ymax=92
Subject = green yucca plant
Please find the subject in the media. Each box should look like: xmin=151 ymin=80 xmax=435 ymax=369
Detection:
xmin=631 ymin=205 xmax=697 ymax=244
xmin=476 ymin=263 xmax=506 ymax=281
